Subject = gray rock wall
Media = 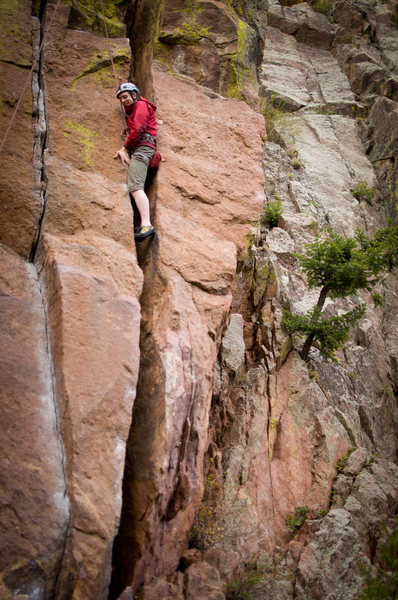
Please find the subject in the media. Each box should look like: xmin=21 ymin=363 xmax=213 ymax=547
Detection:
xmin=1 ymin=1 xmax=397 ymax=599
xmin=195 ymin=1 xmax=398 ymax=599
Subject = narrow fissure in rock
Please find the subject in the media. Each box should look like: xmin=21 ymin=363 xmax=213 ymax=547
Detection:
xmin=30 ymin=0 xmax=49 ymax=263
xmin=108 ymin=327 xmax=166 ymax=599
xmin=31 ymin=3 xmax=72 ymax=598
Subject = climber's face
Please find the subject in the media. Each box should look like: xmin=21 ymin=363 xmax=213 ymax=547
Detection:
xmin=118 ymin=91 xmax=136 ymax=107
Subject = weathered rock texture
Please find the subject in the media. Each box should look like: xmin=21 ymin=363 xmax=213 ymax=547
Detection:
xmin=0 ymin=1 xmax=40 ymax=258
xmin=109 ymin=61 xmax=266 ymax=599
xmin=196 ymin=1 xmax=398 ymax=599
xmin=157 ymin=0 xmax=260 ymax=102
xmin=1 ymin=0 xmax=397 ymax=599
xmin=1 ymin=1 xmax=143 ymax=598
xmin=0 ymin=246 xmax=68 ymax=600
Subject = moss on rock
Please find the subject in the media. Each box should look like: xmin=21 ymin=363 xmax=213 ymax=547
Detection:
xmin=159 ymin=0 xmax=210 ymax=45
xmin=65 ymin=0 xmax=126 ymax=37
xmin=227 ymin=18 xmax=255 ymax=99
xmin=63 ymin=119 xmax=99 ymax=166
xmin=71 ymin=48 xmax=129 ymax=88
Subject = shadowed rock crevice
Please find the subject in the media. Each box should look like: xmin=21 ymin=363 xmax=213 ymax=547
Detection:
xmin=1 ymin=0 xmax=145 ymax=596
xmin=1 ymin=1 xmax=398 ymax=599
xmin=30 ymin=1 xmax=50 ymax=263
xmin=109 ymin=334 xmax=167 ymax=599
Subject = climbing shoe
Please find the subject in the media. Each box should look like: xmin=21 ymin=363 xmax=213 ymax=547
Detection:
xmin=135 ymin=225 xmax=155 ymax=241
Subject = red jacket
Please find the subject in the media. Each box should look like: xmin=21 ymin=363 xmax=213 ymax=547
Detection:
xmin=124 ymin=97 xmax=157 ymax=151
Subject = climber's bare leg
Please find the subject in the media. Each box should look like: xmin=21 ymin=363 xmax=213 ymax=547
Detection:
xmin=131 ymin=189 xmax=151 ymax=227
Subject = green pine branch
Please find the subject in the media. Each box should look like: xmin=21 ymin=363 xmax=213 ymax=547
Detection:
xmin=282 ymin=225 xmax=398 ymax=361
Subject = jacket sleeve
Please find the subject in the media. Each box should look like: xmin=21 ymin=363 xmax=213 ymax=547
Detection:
xmin=124 ymin=102 xmax=149 ymax=151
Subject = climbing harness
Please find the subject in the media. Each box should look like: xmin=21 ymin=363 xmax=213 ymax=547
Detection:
xmin=140 ymin=133 xmax=156 ymax=145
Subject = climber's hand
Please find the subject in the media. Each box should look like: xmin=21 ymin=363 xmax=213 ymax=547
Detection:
xmin=114 ymin=147 xmax=130 ymax=167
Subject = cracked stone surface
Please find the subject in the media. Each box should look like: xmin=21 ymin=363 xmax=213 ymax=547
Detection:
xmin=1 ymin=0 xmax=397 ymax=599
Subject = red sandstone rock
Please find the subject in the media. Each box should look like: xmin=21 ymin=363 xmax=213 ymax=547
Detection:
xmin=0 ymin=3 xmax=144 ymax=598
xmin=154 ymin=68 xmax=266 ymax=251
xmin=2 ymin=2 xmax=398 ymax=599
xmin=110 ymin=66 xmax=266 ymax=595
xmin=34 ymin=230 xmax=143 ymax=598
xmin=0 ymin=246 xmax=69 ymax=599
xmin=158 ymin=0 xmax=257 ymax=97
xmin=184 ymin=561 xmax=226 ymax=600
xmin=0 ymin=5 xmax=40 ymax=258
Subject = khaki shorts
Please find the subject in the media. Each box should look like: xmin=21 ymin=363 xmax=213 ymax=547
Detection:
xmin=127 ymin=145 xmax=156 ymax=192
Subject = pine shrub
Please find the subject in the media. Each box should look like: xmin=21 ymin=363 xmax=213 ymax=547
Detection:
xmin=282 ymin=226 xmax=398 ymax=360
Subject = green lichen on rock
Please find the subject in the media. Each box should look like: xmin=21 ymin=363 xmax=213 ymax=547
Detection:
xmin=223 ymin=0 xmax=245 ymax=17
xmin=31 ymin=0 xmax=41 ymax=17
xmin=227 ymin=18 xmax=255 ymax=99
xmin=159 ymin=0 xmax=209 ymax=45
xmin=63 ymin=119 xmax=99 ymax=166
xmin=180 ymin=0 xmax=204 ymax=17
xmin=65 ymin=0 xmax=126 ymax=37
xmin=178 ymin=0 xmax=209 ymax=42
xmin=174 ymin=20 xmax=210 ymax=44
xmin=71 ymin=48 xmax=129 ymax=88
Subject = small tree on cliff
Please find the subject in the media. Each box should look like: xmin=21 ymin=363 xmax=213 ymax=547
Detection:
xmin=282 ymin=225 xmax=398 ymax=361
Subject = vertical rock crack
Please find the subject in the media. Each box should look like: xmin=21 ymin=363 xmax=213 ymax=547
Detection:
xmin=30 ymin=0 xmax=49 ymax=263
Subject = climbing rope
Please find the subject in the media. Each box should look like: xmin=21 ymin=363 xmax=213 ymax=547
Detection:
xmin=0 ymin=0 xmax=130 ymax=156
xmin=0 ymin=0 xmax=62 ymax=157
xmin=98 ymin=0 xmax=128 ymax=132
xmin=99 ymin=0 xmax=119 ymax=89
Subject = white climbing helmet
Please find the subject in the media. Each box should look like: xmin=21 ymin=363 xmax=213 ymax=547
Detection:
xmin=116 ymin=82 xmax=140 ymax=98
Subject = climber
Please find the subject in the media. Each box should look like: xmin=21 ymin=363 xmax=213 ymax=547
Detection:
xmin=114 ymin=82 xmax=158 ymax=241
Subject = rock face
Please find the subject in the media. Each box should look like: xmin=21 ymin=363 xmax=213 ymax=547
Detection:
xmin=0 ymin=1 xmax=40 ymax=258
xmin=0 ymin=246 xmax=68 ymax=600
xmin=1 ymin=1 xmax=143 ymax=598
xmin=197 ymin=1 xmax=398 ymax=598
xmin=1 ymin=1 xmax=397 ymax=599
xmin=110 ymin=64 xmax=266 ymax=597
xmin=158 ymin=0 xmax=259 ymax=101
xmin=1 ymin=0 xmax=265 ymax=598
